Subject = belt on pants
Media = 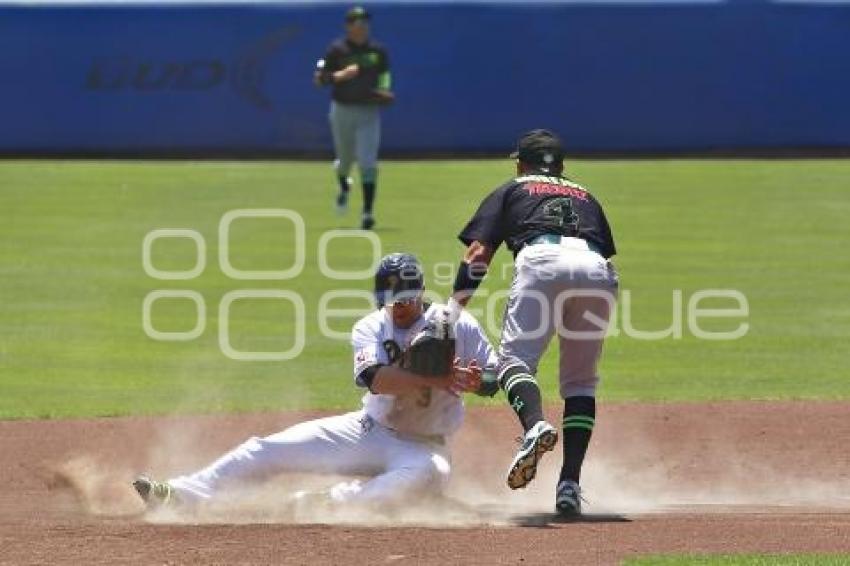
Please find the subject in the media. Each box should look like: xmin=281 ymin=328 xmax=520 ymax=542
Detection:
xmin=524 ymin=234 xmax=602 ymax=255
xmin=360 ymin=414 xmax=446 ymax=446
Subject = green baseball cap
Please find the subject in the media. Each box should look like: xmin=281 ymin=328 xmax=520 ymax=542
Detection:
xmin=345 ymin=6 xmax=371 ymax=22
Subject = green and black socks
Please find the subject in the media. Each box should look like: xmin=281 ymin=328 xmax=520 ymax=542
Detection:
xmin=361 ymin=168 xmax=378 ymax=215
xmin=500 ymin=364 xmax=597 ymax=482
xmin=501 ymin=366 xmax=545 ymax=432
xmin=560 ymin=395 xmax=596 ymax=484
xmin=363 ymin=181 xmax=376 ymax=214
xmin=337 ymin=175 xmax=350 ymax=195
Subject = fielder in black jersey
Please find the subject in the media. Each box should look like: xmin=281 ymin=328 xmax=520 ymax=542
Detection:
xmin=459 ymin=173 xmax=616 ymax=259
xmin=318 ymin=35 xmax=391 ymax=106
xmin=314 ymin=6 xmax=394 ymax=230
xmin=447 ymin=129 xmax=619 ymax=517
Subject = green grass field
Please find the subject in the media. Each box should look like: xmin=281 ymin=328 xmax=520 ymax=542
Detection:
xmin=1 ymin=159 xmax=848 ymax=419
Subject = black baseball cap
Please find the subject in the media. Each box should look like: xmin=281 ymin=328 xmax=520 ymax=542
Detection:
xmin=510 ymin=129 xmax=565 ymax=170
xmin=345 ymin=6 xmax=371 ymax=22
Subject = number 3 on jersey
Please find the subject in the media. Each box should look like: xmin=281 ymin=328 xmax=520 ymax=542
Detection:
xmin=416 ymin=387 xmax=432 ymax=408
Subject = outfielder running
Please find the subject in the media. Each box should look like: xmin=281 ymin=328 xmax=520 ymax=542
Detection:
xmin=445 ymin=129 xmax=619 ymax=517
xmin=133 ymin=253 xmax=497 ymax=510
xmin=314 ymin=6 xmax=394 ymax=231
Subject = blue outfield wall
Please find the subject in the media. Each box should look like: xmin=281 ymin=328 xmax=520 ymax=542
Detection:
xmin=0 ymin=1 xmax=849 ymax=154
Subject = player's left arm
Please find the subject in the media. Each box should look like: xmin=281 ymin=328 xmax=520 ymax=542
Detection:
xmin=372 ymin=47 xmax=395 ymax=105
xmin=594 ymin=196 xmax=617 ymax=258
xmin=377 ymin=47 xmax=391 ymax=90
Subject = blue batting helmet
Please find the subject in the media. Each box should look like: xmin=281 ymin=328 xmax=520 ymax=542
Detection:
xmin=374 ymin=252 xmax=424 ymax=307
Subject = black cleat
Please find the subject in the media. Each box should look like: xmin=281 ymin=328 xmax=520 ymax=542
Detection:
xmin=335 ymin=191 xmax=349 ymax=216
xmin=361 ymin=213 xmax=375 ymax=230
xmin=555 ymin=479 xmax=583 ymax=517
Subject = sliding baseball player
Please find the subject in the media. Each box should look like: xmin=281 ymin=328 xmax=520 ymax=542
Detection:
xmin=133 ymin=253 xmax=498 ymax=510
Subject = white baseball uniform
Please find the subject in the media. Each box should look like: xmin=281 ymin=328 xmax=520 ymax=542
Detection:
xmin=167 ymin=303 xmax=496 ymax=505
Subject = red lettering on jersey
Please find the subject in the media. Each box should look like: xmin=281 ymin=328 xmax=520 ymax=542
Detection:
xmin=524 ymin=183 xmax=588 ymax=200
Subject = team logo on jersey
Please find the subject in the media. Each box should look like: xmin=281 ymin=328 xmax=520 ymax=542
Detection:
xmin=354 ymin=345 xmax=380 ymax=375
xmin=344 ymin=52 xmax=380 ymax=68
xmin=383 ymin=339 xmax=402 ymax=364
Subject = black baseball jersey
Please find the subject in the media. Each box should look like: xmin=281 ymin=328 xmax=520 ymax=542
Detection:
xmin=320 ymin=38 xmax=390 ymax=105
xmin=458 ymin=174 xmax=617 ymax=258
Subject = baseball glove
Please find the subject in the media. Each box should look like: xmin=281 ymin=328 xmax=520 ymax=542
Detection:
xmin=401 ymin=320 xmax=455 ymax=377
xmin=475 ymin=367 xmax=500 ymax=397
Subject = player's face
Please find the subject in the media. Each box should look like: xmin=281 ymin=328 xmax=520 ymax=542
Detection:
xmin=345 ymin=20 xmax=370 ymax=43
xmin=388 ymin=294 xmax=424 ymax=329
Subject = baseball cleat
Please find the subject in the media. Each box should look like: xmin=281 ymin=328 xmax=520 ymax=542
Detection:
xmin=133 ymin=474 xmax=176 ymax=507
xmin=555 ymin=479 xmax=583 ymax=516
xmin=335 ymin=191 xmax=349 ymax=215
xmin=361 ymin=212 xmax=375 ymax=230
xmin=506 ymin=420 xmax=558 ymax=490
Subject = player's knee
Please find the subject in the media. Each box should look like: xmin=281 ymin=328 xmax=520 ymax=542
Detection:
xmin=497 ymin=355 xmax=532 ymax=376
xmin=229 ymin=436 xmax=266 ymax=461
xmin=334 ymin=159 xmax=353 ymax=176
xmin=560 ymin=376 xmax=599 ymax=398
xmin=497 ymin=356 xmax=537 ymax=390
xmin=360 ymin=166 xmax=378 ymax=184
xmin=408 ymin=453 xmax=451 ymax=493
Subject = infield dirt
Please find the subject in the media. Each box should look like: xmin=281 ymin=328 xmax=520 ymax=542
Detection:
xmin=1 ymin=402 xmax=848 ymax=564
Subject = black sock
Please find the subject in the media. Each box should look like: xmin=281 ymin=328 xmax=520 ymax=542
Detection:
xmin=337 ymin=175 xmax=350 ymax=194
xmin=362 ymin=182 xmax=376 ymax=214
xmin=501 ymin=367 xmax=545 ymax=432
xmin=560 ymin=396 xmax=596 ymax=484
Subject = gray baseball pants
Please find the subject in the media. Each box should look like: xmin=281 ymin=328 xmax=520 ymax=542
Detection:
xmin=329 ymin=101 xmax=380 ymax=184
xmin=498 ymin=238 xmax=619 ymax=399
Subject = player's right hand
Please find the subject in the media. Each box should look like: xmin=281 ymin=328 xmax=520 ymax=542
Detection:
xmin=437 ymin=357 xmax=482 ymax=397
xmin=334 ymin=64 xmax=360 ymax=83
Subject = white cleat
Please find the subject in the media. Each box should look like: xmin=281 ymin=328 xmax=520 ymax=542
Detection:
xmin=506 ymin=421 xmax=558 ymax=490
xmin=133 ymin=474 xmax=178 ymax=508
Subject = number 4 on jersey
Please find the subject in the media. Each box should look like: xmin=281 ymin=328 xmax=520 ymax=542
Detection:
xmin=542 ymin=197 xmax=580 ymax=234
